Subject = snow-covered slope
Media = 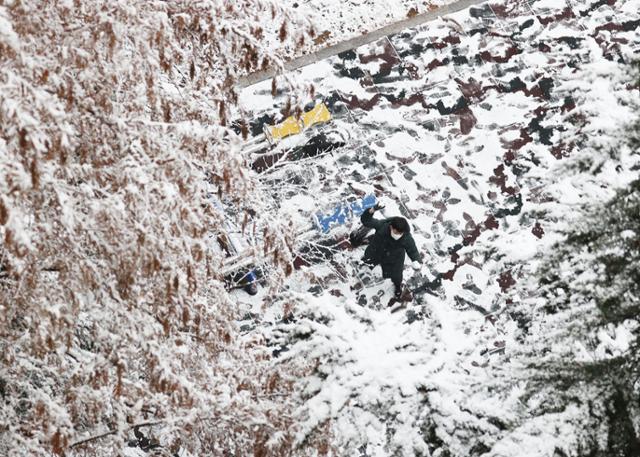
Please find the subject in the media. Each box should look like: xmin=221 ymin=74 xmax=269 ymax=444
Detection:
xmin=237 ymin=0 xmax=640 ymax=455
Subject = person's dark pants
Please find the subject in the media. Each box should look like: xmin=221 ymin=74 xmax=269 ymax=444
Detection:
xmin=363 ymin=257 xmax=402 ymax=294
xmin=389 ymin=273 xmax=402 ymax=293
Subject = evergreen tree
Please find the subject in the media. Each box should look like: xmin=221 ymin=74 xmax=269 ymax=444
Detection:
xmin=502 ymin=62 xmax=640 ymax=456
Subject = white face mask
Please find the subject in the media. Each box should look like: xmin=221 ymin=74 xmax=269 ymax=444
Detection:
xmin=391 ymin=230 xmax=403 ymax=240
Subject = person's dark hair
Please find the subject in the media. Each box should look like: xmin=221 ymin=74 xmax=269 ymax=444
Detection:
xmin=390 ymin=217 xmax=410 ymax=233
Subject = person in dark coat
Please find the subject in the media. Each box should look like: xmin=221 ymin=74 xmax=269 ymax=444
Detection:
xmin=360 ymin=204 xmax=422 ymax=297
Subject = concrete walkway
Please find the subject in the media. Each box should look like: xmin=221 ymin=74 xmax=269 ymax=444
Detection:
xmin=237 ymin=0 xmax=487 ymax=88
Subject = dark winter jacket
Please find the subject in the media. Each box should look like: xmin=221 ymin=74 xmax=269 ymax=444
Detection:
xmin=361 ymin=210 xmax=421 ymax=281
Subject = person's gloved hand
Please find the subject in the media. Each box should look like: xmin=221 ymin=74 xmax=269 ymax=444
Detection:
xmin=412 ymin=260 xmax=421 ymax=270
xmin=369 ymin=202 xmax=385 ymax=214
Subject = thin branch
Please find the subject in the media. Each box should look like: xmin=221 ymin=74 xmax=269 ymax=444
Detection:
xmin=69 ymin=420 xmax=163 ymax=449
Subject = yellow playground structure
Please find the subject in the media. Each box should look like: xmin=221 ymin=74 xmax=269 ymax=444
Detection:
xmin=264 ymin=102 xmax=332 ymax=143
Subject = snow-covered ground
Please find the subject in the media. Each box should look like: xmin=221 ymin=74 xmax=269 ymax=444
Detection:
xmin=235 ymin=0 xmax=640 ymax=454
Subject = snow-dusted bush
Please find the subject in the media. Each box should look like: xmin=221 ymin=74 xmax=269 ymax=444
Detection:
xmin=0 ymin=1 xmax=313 ymax=455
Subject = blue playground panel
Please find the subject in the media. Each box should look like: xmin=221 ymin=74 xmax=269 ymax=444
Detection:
xmin=315 ymin=194 xmax=377 ymax=233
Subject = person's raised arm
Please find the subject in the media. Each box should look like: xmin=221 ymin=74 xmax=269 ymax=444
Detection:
xmin=360 ymin=203 xmax=385 ymax=230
